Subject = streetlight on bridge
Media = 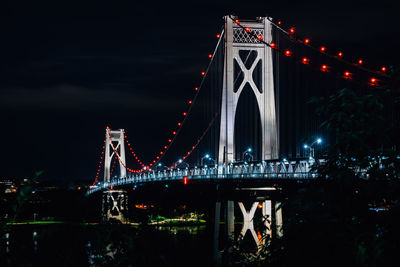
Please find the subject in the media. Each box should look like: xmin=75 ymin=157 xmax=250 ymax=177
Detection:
xmin=176 ymin=158 xmax=189 ymax=169
xmin=303 ymin=138 xmax=322 ymax=158
xmin=242 ymin=147 xmax=254 ymax=162
xmin=201 ymin=153 xmax=215 ymax=166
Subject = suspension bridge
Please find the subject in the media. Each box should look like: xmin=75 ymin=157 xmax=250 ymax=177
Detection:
xmin=85 ymin=15 xmax=395 ymax=254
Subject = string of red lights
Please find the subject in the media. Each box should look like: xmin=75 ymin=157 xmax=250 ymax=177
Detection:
xmin=89 ymin=142 xmax=105 ymax=189
xmin=230 ymin=16 xmax=395 ymax=89
xmin=144 ymin=30 xmax=225 ymax=169
xmin=109 ymin=156 xmax=117 ymax=177
xmin=266 ymin=17 xmax=390 ymax=78
xmin=169 ymin=112 xmax=219 ymax=169
xmin=106 ymin=127 xmax=142 ymax=174
xmin=123 ymin=130 xmax=145 ymax=169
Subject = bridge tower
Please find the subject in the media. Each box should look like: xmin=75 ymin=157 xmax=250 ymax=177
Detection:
xmin=218 ymin=16 xmax=278 ymax=164
xmin=104 ymin=128 xmax=126 ymax=182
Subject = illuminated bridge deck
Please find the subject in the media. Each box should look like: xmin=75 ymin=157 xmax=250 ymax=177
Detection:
xmin=87 ymin=160 xmax=323 ymax=194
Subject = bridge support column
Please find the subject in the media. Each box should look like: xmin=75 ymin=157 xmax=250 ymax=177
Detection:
xmin=226 ymin=200 xmax=235 ymax=241
xmin=213 ymin=201 xmax=222 ymax=266
xmin=275 ymin=201 xmax=283 ymax=238
xmin=102 ymin=190 xmax=128 ymax=223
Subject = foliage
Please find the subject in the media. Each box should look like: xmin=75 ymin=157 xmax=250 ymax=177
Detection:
xmin=277 ymin=84 xmax=400 ymax=266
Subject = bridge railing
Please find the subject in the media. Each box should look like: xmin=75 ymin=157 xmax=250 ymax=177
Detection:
xmin=87 ymin=159 xmax=320 ymax=194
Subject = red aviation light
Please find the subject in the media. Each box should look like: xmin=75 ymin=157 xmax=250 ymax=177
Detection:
xmin=277 ymin=21 xmax=282 ymax=25
xmin=188 ymin=100 xmax=192 ymax=104
xmin=194 ymin=87 xmax=199 ymax=91
xmin=370 ymin=77 xmax=377 ymax=85
xmin=338 ymin=51 xmax=343 ymax=57
xmin=160 ymin=151 xmax=164 ymax=155
xmin=183 ymin=112 xmax=187 ymax=116
xmin=289 ymin=27 xmax=295 ymax=34
xmin=320 ymin=46 xmax=326 ymax=52
xmin=168 ymin=139 xmax=172 ymax=142
xmin=381 ymin=66 xmax=386 ymax=72
xmin=164 ymin=145 xmax=168 ymax=149
xmin=156 ymin=156 xmax=160 ymax=159
xmin=201 ymin=71 xmax=205 ymax=76
xmin=208 ymin=54 xmax=212 ymax=59
xmin=358 ymin=59 xmax=363 ymax=65
xmin=321 ymin=65 xmax=328 ymax=71
xmin=216 ymin=34 xmax=221 ymax=38
xmin=285 ymin=50 xmax=292 ymax=56
xmin=177 ymin=122 xmax=181 ymax=126
xmin=172 ymin=131 xmax=177 ymax=135
xmin=344 ymin=71 xmax=352 ymax=79
xmin=304 ymin=38 xmax=310 ymax=44
xmin=302 ymin=57 xmax=309 ymax=64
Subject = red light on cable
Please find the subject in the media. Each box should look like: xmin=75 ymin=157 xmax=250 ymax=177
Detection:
xmin=285 ymin=50 xmax=292 ymax=56
xmin=302 ymin=57 xmax=309 ymax=64
xmin=177 ymin=122 xmax=181 ymax=126
xmin=320 ymin=46 xmax=326 ymax=52
xmin=172 ymin=131 xmax=177 ymax=135
xmin=164 ymin=145 xmax=168 ymax=149
xmin=188 ymin=100 xmax=192 ymax=104
xmin=381 ymin=66 xmax=386 ymax=72
xmin=344 ymin=71 xmax=351 ymax=79
xmin=270 ymin=42 xmax=276 ymax=48
xmin=358 ymin=59 xmax=363 ymax=65
xmin=289 ymin=27 xmax=295 ymax=34
xmin=208 ymin=54 xmax=212 ymax=59
xmin=235 ymin=19 xmax=239 ymax=24
xmin=245 ymin=27 xmax=250 ymax=32
xmin=304 ymin=38 xmax=310 ymax=44
xmin=183 ymin=112 xmax=187 ymax=116
xmin=201 ymin=71 xmax=205 ymax=76
xmin=321 ymin=65 xmax=328 ymax=71
xmin=370 ymin=77 xmax=377 ymax=85
xmin=168 ymin=139 xmax=172 ymax=142
xmin=257 ymin=35 xmax=263 ymax=40
xmin=277 ymin=21 xmax=282 ymax=25
xmin=216 ymin=34 xmax=221 ymax=38
xmin=337 ymin=51 xmax=343 ymax=57
xmin=195 ymin=87 xmax=199 ymax=91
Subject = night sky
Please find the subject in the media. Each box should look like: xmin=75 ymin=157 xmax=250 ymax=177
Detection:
xmin=1 ymin=0 xmax=398 ymax=181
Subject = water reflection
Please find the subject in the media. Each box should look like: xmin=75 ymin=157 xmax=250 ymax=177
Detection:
xmin=2 ymin=207 xmax=281 ymax=266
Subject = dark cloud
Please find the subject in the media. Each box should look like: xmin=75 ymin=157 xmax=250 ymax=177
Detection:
xmin=0 ymin=84 xmax=181 ymax=111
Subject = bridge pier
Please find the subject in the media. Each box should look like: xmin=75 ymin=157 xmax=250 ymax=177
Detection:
xmin=102 ymin=190 xmax=128 ymax=223
xmin=213 ymin=187 xmax=283 ymax=265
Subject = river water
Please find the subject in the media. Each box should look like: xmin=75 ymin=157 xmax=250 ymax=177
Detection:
xmin=1 ymin=224 xmax=214 ymax=266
